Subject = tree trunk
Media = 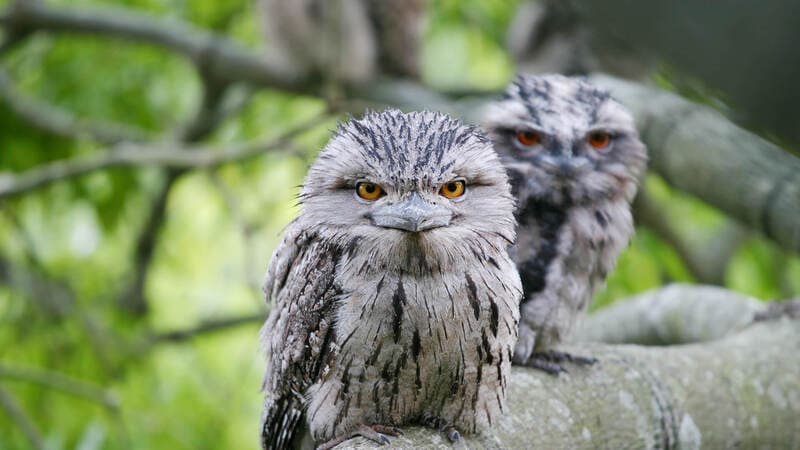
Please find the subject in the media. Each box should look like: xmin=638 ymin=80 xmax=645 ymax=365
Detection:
xmin=334 ymin=318 xmax=800 ymax=449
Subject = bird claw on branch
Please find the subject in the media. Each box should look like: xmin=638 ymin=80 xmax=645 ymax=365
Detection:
xmin=317 ymin=424 xmax=403 ymax=450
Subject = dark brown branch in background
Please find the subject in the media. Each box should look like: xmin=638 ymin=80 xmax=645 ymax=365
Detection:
xmin=0 ymin=385 xmax=46 ymax=450
xmin=151 ymin=313 xmax=264 ymax=343
xmin=118 ymin=61 xmax=235 ymax=315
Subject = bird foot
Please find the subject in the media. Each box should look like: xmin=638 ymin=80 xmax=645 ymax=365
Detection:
xmin=316 ymin=424 xmax=403 ymax=450
xmin=422 ymin=416 xmax=462 ymax=443
xmin=526 ymin=350 xmax=598 ymax=375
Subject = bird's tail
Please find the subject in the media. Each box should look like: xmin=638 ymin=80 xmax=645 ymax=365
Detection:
xmin=261 ymin=394 xmax=305 ymax=450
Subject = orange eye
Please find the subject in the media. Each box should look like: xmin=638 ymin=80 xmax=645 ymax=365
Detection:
xmin=356 ymin=182 xmax=383 ymax=200
xmin=588 ymin=132 xmax=611 ymax=149
xmin=516 ymin=130 xmax=541 ymax=146
xmin=440 ymin=180 xmax=466 ymax=199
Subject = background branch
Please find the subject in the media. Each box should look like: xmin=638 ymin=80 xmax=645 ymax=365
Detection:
xmin=591 ymin=74 xmax=800 ymax=252
xmin=633 ymin=186 xmax=749 ymax=285
xmin=0 ymin=385 xmax=46 ymax=450
xmin=0 ymin=363 xmax=118 ymax=410
xmin=1 ymin=0 xmax=304 ymax=92
xmin=0 ymin=111 xmax=327 ymax=200
xmin=0 ymin=69 xmax=149 ymax=144
xmin=575 ymin=284 xmax=764 ymax=345
xmin=151 ymin=313 xmax=264 ymax=344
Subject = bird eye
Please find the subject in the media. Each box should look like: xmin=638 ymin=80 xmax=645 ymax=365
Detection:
xmin=588 ymin=132 xmax=611 ymax=149
xmin=440 ymin=180 xmax=466 ymax=199
xmin=516 ymin=130 xmax=541 ymax=146
xmin=356 ymin=182 xmax=384 ymax=200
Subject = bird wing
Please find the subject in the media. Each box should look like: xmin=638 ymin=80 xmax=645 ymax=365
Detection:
xmin=261 ymin=222 xmax=342 ymax=450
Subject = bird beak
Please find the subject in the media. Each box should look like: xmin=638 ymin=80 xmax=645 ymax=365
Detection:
xmin=536 ymin=155 xmax=590 ymax=177
xmin=370 ymin=192 xmax=452 ymax=232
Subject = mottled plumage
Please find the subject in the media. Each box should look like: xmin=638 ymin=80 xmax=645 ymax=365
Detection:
xmin=483 ymin=74 xmax=647 ymax=372
xmin=261 ymin=110 xmax=521 ymax=449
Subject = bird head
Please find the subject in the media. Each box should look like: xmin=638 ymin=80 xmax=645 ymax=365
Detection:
xmin=297 ymin=109 xmax=516 ymax=273
xmin=482 ymin=74 xmax=647 ymax=208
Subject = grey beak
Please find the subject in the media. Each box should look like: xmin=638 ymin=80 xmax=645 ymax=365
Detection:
xmin=535 ymin=155 xmax=590 ymax=177
xmin=370 ymin=192 xmax=452 ymax=232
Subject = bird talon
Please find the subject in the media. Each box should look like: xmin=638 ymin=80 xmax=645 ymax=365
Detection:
xmin=447 ymin=428 xmax=461 ymax=442
xmin=316 ymin=424 xmax=400 ymax=449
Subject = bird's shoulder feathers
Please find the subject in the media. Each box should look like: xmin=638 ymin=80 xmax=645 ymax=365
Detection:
xmin=261 ymin=222 xmax=343 ymax=449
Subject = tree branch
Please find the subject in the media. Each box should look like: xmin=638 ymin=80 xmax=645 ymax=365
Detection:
xmin=0 ymin=0 xmax=305 ymax=92
xmin=0 ymin=111 xmax=325 ymax=199
xmin=633 ymin=185 xmax=749 ymax=285
xmin=118 ymin=69 xmax=237 ymax=315
xmin=151 ymin=313 xmax=263 ymax=343
xmin=0 ymin=363 xmax=118 ymax=409
xmin=0 ymin=69 xmax=149 ymax=144
xmin=0 ymin=385 xmax=46 ymax=450
xmin=590 ymin=74 xmax=800 ymax=252
xmin=575 ymin=284 xmax=765 ymax=345
xmin=335 ymin=319 xmax=800 ymax=448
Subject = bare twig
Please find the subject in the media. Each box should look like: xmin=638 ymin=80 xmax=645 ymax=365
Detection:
xmin=0 ymin=385 xmax=46 ymax=450
xmin=0 ymin=0 xmax=304 ymax=92
xmin=0 ymin=363 xmax=118 ymax=409
xmin=118 ymin=68 xmax=254 ymax=315
xmin=151 ymin=313 xmax=264 ymax=343
xmin=0 ymin=111 xmax=329 ymax=199
xmin=0 ymin=69 xmax=150 ymax=144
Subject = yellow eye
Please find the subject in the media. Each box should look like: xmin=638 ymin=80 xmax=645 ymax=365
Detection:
xmin=440 ymin=180 xmax=466 ymax=199
xmin=356 ymin=182 xmax=384 ymax=200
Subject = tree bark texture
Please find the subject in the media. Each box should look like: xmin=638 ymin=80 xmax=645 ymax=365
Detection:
xmin=334 ymin=319 xmax=800 ymax=449
xmin=575 ymin=284 xmax=765 ymax=346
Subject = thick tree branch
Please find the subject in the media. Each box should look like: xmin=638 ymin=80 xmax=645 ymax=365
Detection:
xmin=336 ymin=319 xmax=800 ymax=449
xmin=590 ymin=74 xmax=800 ymax=252
xmin=633 ymin=186 xmax=749 ymax=285
xmin=575 ymin=284 xmax=765 ymax=345
xmin=0 ymin=0 xmax=304 ymax=92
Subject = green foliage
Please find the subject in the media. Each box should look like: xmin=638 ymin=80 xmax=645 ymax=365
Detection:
xmin=0 ymin=1 xmax=797 ymax=449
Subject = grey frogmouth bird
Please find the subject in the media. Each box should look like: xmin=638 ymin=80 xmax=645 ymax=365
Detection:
xmin=483 ymin=74 xmax=647 ymax=374
xmin=260 ymin=109 xmax=522 ymax=449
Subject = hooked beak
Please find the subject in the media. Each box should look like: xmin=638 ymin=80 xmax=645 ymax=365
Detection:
xmin=370 ymin=192 xmax=452 ymax=232
xmin=535 ymin=155 xmax=590 ymax=177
